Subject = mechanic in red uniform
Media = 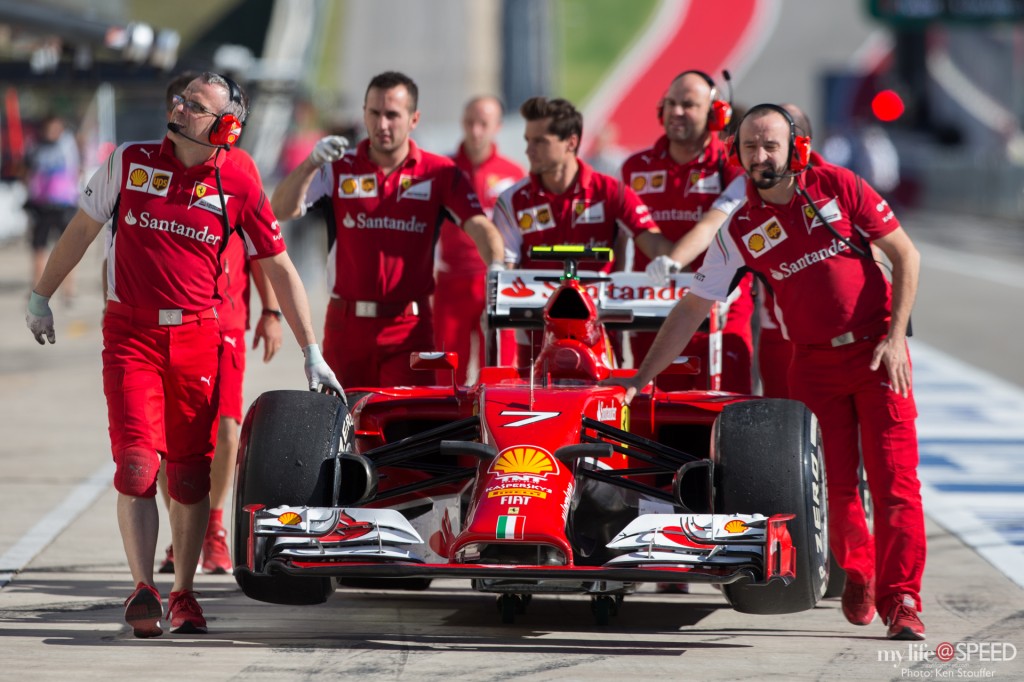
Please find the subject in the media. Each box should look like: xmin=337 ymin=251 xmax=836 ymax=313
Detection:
xmin=616 ymin=104 xmax=925 ymax=641
xmin=622 ymin=71 xmax=752 ymax=392
xmin=653 ymin=102 xmax=827 ymax=399
xmin=26 ymin=73 xmax=341 ymax=638
xmin=272 ymin=71 xmax=505 ymax=388
xmin=493 ymin=97 xmax=673 ymax=364
xmin=148 ymin=72 xmax=283 ymax=577
xmin=434 ymin=95 xmax=524 ymax=383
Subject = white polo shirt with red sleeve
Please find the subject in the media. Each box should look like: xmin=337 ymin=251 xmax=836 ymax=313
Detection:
xmin=304 ymin=138 xmax=485 ymax=303
xmin=621 ymin=135 xmax=742 ymax=270
xmin=691 ymin=164 xmax=899 ymax=345
xmin=81 ymin=138 xmax=284 ymax=311
xmin=493 ymin=159 xmax=656 ymax=270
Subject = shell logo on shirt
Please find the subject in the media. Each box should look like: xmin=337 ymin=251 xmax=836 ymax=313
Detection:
xmin=125 ymin=163 xmax=173 ymax=197
xmin=629 ymin=171 xmax=666 ymax=195
xmin=516 ymin=203 xmax=555 ymax=232
xmin=338 ymin=174 xmax=378 ymax=198
xmin=801 ymin=197 xmax=843 ymax=233
xmin=573 ymin=200 xmax=605 ymax=224
xmin=742 ymin=217 xmax=788 ymax=258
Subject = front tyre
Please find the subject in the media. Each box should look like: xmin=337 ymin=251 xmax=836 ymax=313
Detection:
xmin=713 ymin=399 xmax=828 ymax=615
xmin=233 ymin=390 xmax=352 ymax=605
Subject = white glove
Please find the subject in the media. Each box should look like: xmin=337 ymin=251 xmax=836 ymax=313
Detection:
xmin=303 ymin=343 xmax=345 ymax=399
xmin=26 ymin=291 xmax=55 ymax=345
xmin=308 ymin=136 xmax=349 ymax=166
xmin=487 ymin=261 xmax=505 ymax=273
xmin=645 ymin=255 xmax=681 ymax=286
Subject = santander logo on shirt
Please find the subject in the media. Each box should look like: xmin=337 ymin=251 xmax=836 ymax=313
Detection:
xmin=341 ymin=212 xmax=427 ymax=233
xmin=768 ymin=237 xmax=850 ymax=280
xmin=123 ymin=209 xmax=223 ymax=246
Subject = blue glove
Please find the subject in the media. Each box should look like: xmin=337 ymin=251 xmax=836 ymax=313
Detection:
xmin=303 ymin=344 xmax=345 ymax=399
xmin=26 ymin=291 xmax=55 ymax=345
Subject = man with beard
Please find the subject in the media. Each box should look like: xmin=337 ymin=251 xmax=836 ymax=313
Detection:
xmin=622 ymin=71 xmax=753 ymax=393
xmin=613 ymin=104 xmax=926 ymax=641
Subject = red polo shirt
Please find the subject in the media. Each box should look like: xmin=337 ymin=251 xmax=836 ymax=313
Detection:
xmin=621 ymin=135 xmax=742 ymax=270
xmin=216 ymin=149 xmax=263 ymax=331
xmin=305 ymin=139 xmax=485 ymax=302
xmin=493 ymin=158 xmax=656 ymax=270
xmin=81 ymin=138 xmax=284 ymax=311
xmin=437 ymin=143 xmax=524 ymax=276
xmin=691 ymin=164 xmax=900 ymax=345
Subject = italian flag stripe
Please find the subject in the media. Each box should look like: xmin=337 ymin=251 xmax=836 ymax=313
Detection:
xmin=496 ymin=515 xmax=525 ymax=540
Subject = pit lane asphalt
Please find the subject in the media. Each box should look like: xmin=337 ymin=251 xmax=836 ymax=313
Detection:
xmin=0 ymin=209 xmax=1022 ymax=681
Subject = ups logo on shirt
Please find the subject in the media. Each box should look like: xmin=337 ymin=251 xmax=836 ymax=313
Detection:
xmin=125 ymin=163 xmax=172 ymax=197
xmin=516 ymin=203 xmax=555 ymax=232
xmin=742 ymin=217 xmax=788 ymax=258
xmin=338 ymin=174 xmax=377 ymax=198
xmin=629 ymin=171 xmax=666 ymax=195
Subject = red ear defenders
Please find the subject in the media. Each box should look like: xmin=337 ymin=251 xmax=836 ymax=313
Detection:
xmin=656 ymin=70 xmax=733 ymax=132
xmin=729 ymin=103 xmax=811 ymax=173
xmin=209 ymin=74 xmax=245 ymax=148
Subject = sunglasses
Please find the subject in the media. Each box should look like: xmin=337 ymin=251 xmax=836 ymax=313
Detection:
xmin=171 ymin=94 xmax=217 ymax=117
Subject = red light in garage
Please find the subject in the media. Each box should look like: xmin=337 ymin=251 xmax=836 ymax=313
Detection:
xmin=871 ymin=90 xmax=905 ymax=122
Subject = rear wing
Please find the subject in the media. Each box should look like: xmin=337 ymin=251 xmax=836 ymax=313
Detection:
xmin=487 ymin=269 xmax=701 ymax=332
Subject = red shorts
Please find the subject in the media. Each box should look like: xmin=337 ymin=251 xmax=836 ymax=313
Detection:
xmin=218 ymin=328 xmax=246 ymax=422
xmin=323 ymin=298 xmax=435 ymax=389
xmin=789 ymin=338 xmax=925 ymax=611
xmin=102 ymin=304 xmax=221 ymax=502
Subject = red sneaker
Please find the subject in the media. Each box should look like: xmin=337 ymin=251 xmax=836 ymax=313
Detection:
xmin=124 ymin=582 xmax=162 ymax=638
xmin=655 ymin=582 xmax=690 ymax=594
xmin=158 ymin=545 xmax=175 ymax=574
xmin=841 ymin=577 xmax=876 ymax=625
xmin=885 ymin=594 xmax=925 ymax=640
xmin=167 ymin=590 xmax=207 ymax=634
xmin=201 ymin=522 xmax=232 ymax=575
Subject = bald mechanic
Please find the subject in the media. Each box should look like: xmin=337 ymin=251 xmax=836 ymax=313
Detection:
xmin=614 ymin=104 xmax=926 ymax=641
xmin=272 ymin=71 xmax=505 ymax=388
xmin=434 ymin=96 xmax=524 ymax=383
xmin=27 ymin=73 xmax=341 ymax=638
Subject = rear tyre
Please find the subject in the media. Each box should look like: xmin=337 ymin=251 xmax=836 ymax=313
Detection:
xmin=233 ymin=390 xmax=351 ymax=605
xmin=714 ymin=399 xmax=828 ymax=615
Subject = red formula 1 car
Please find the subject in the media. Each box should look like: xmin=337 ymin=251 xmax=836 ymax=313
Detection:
xmin=232 ymin=246 xmax=828 ymax=623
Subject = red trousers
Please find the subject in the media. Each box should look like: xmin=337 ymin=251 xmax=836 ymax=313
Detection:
xmin=757 ymin=328 xmax=794 ymax=399
xmin=789 ymin=338 xmax=925 ymax=612
xmin=434 ymin=272 xmax=517 ymax=383
xmin=217 ymin=328 xmax=246 ymax=422
xmin=323 ymin=298 xmax=435 ymax=389
xmin=102 ymin=307 xmax=221 ymax=503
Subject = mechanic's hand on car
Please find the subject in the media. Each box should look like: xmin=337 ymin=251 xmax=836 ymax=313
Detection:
xmin=26 ymin=291 xmax=56 ymax=345
xmin=870 ymin=335 xmax=912 ymax=398
xmin=303 ymin=343 xmax=346 ymax=399
xmin=601 ymin=375 xmax=647 ymax=405
xmin=645 ymin=255 xmax=681 ymax=286
xmin=308 ymin=135 xmax=349 ymax=166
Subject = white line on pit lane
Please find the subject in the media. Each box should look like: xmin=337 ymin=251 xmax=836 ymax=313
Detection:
xmin=913 ymin=340 xmax=1024 ymax=589
xmin=0 ymin=462 xmax=113 ymax=589
xmin=918 ymin=242 xmax=1024 ymax=289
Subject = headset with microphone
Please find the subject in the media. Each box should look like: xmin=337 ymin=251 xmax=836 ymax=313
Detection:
xmin=656 ymin=69 xmax=733 ymax=132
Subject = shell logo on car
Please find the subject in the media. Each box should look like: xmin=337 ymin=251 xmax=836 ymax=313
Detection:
xmin=489 ymin=446 xmax=559 ymax=477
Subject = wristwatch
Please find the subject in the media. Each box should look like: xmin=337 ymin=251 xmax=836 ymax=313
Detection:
xmin=261 ymin=308 xmax=283 ymax=321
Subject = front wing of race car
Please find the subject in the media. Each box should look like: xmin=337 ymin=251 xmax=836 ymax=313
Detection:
xmin=238 ymin=504 xmax=796 ymax=588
